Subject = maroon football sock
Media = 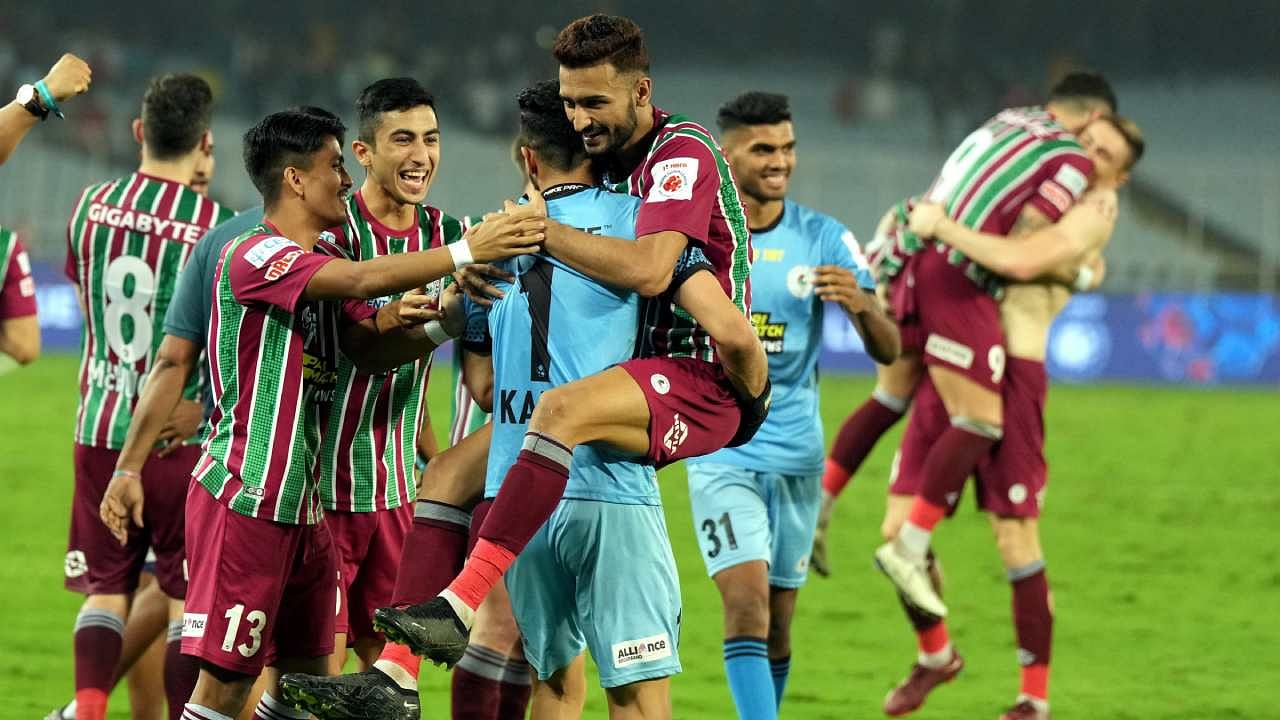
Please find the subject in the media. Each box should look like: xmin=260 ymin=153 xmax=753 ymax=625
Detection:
xmin=451 ymin=644 xmax=505 ymax=720
xmin=824 ymin=395 xmax=906 ymax=497
xmin=919 ymin=425 xmax=997 ymax=509
xmin=1011 ymin=563 xmax=1052 ymax=700
xmin=497 ymin=658 xmax=532 ymax=719
xmin=478 ymin=434 xmax=571 ymax=555
xmin=390 ymin=500 xmax=471 ymax=607
xmin=163 ymin=622 xmax=200 ymax=720
xmin=74 ymin=608 xmax=125 ymax=720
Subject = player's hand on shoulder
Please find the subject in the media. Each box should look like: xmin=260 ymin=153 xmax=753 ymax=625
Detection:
xmin=465 ymin=202 xmax=544 ymax=263
xmin=42 ymin=52 xmax=92 ymax=103
xmin=100 ymin=470 xmax=144 ymax=546
xmin=907 ymin=202 xmax=947 ymax=238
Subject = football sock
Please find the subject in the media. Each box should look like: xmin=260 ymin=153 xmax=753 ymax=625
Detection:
xmin=916 ymin=622 xmax=953 ymax=669
xmin=823 ymin=392 xmax=907 ymax=497
xmin=164 ymin=620 xmax=199 ymax=720
xmin=451 ymin=644 xmax=505 ymax=719
xmin=252 ymin=692 xmax=308 ymax=720
xmin=723 ymin=637 xmax=777 ymax=720
xmin=919 ymin=422 xmax=999 ymax=511
xmin=897 ymin=499 xmax=946 ymax=560
xmin=374 ymin=643 xmax=421 ymax=691
xmin=390 ymin=500 xmax=471 ymax=607
xmin=451 ymin=433 xmax=570 ymax=611
xmin=181 ymin=705 xmax=232 ymax=720
xmin=497 ymin=658 xmax=532 ymax=720
xmin=74 ymin=607 xmax=125 ymax=720
xmin=769 ymin=655 xmax=791 ymax=709
xmin=1010 ymin=561 xmax=1052 ymax=703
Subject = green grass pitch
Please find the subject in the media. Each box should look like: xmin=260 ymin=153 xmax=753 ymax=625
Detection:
xmin=2 ymin=355 xmax=1275 ymax=718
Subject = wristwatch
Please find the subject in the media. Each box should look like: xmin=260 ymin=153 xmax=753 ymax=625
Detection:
xmin=15 ymin=84 xmax=49 ymax=120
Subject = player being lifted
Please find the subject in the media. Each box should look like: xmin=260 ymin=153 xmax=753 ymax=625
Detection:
xmin=146 ymin=109 xmax=538 ymax=720
xmin=684 ymin=92 xmax=899 ymax=720
xmin=373 ymin=12 xmax=771 ymax=670
xmin=894 ymin=115 xmax=1144 ymax=720
xmin=62 ymin=74 xmax=232 ymax=720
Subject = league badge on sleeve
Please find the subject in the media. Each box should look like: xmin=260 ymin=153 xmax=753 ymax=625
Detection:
xmin=648 ymin=157 xmax=698 ymax=202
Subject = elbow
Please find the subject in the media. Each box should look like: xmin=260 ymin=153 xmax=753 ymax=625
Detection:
xmin=717 ymin=318 xmax=763 ymax=362
xmin=634 ymin=266 xmax=674 ymax=298
xmin=10 ymin=342 xmax=39 ymax=366
xmin=473 ymin=385 xmax=494 ymax=414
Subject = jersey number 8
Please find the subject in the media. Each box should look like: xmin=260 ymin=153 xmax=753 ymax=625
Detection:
xmin=103 ymin=255 xmax=156 ymax=363
xmin=927 ymin=127 xmax=996 ymax=205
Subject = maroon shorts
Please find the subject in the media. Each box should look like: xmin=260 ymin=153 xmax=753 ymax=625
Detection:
xmin=976 ymin=358 xmax=1048 ymax=518
xmin=618 ymin=356 xmax=743 ymax=469
xmin=181 ymin=486 xmax=336 ymax=675
xmin=329 ymin=503 xmax=412 ymax=643
xmin=66 ymin=443 xmax=200 ymax=598
xmin=891 ymin=359 xmax=1049 ymax=519
xmin=893 ymin=250 xmax=1007 ymax=393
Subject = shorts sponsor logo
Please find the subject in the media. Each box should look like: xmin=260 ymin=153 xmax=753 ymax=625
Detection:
xmin=612 ymin=632 xmax=673 ymax=668
xmin=1008 ymin=483 xmax=1029 ymax=505
xmin=1054 ymin=164 xmax=1089 ymax=196
xmin=64 ymin=550 xmax=88 ymax=578
xmin=785 ymin=264 xmax=814 ymax=299
xmin=750 ymin=312 xmax=787 ymax=354
xmin=663 ymin=413 xmax=689 ymax=454
xmin=264 ymin=249 xmax=304 ymax=281
xmin=182 ymin=613 xmax=208 ymax=638
xmin=650 ymin=373 xmax=671 ymax=395
xmin=1038 ymin=180 xmax=1072 ymax=214
xmin=243 ymin=236 xmax=296 ymax=268
xmin=925 ymin=333 xmax=974 ymax=370
xmin=647 ymin=157 xmax=698 ymax=202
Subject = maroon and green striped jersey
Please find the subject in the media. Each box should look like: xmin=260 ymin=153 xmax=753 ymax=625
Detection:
xmin=313 ymin=191 xmax=466 ymax=513
xmin=0 ymin=227 xmax=38 ymax=320
xmin=607 ymin=107 xmax=752 ymax=363
xmin=194 ymin=223 xmax=376 ymax=525
xmin=64 ymin=173 xmax=233 ymax=448
xmin=879 ymin=107 xmax=1093 ymax=295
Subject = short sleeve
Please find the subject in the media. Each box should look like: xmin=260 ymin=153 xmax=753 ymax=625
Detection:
xmin=228 ymin=235 xmax=335 ymax=313
xmin=821 ymin=220 xmax=876 ymax=291
xmin=0 ymin=237 xmax=38 ymax=319
xmin=163 ymin=229 xmax=217 ymax=342
xmin=670 ymin=245 xmax=713 ymax=291
xmin=338 ymin=297 xmax=378 ymax=325
xmin=461 ymin=296 xmax=492 ymax=355
xmin=633 ymin=136 xmax=719 ymax=245
xmin=1026 ymin=152 xmax=1093 ymax=222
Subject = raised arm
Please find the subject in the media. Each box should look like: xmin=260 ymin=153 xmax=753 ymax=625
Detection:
xmin=0 ymin=54 xmax=92 ymax=165
xmin=543 ymin=222 xmax=688 ymax=297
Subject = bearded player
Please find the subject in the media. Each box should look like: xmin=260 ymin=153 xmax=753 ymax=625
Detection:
xmin=888 ymin=115 xmax=1144 ymax=719
xmin=62 ymin=74 xmax=232 ymax=720
xmin=373 ymin=13 xmax=770 ymax=671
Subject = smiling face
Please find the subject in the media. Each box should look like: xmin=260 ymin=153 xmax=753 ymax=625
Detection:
xmin=294 ymin=135 xmax=352 ymax=227
xmin=558 ymin=62 xmax=648 ymax=157
xmin=354 ymin=104 xmax=440 ymax=205
xmin=722 ymin=120 xmax=796 ymax=203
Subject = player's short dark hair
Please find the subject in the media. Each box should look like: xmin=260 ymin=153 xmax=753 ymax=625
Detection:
xmin=553 ymin=15 xmax=649 ymax=74
xmin=356 ymin=77 xmax=436 ymax=144
xmin=717 ymin=92 xmax=792 ymax=132
xmin=141 ymin=74 xmax=214 ymax=160
xmin=293 ymin=105 xmax=343 ymax=123
xmin=243 ymin=109 xmax=347 ymax=207
xmin=1049 ymin=71 xmax=1117 ymax=115
xmin=1097 ymin=114 xmax=1145 ymax=169
xmin=517 ymin=80 xmax=586 ymax=172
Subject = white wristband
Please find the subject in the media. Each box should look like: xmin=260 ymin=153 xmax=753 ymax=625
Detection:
xmin=424 ymin=320 xmax=454 ymax=345
xmin=1072 ymin=265 xmax=1096 ymax=292
xmin=447 ymin=239 xmax=474 ymax=269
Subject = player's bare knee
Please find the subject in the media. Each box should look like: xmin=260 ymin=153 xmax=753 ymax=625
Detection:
xmin=422 ymin=451 xmax=478 ymax=506
xmin=528 ymin=385 xmax=580 ymax=441
xmin=992 ymin=517 xmax=1040 ymax=569
xmin=719 ymin=580 xmax=769 ymax=637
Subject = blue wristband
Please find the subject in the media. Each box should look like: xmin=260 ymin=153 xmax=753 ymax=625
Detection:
xmin=414 ymin=453 xmax=429 ymax=474
xmin=34 ymin=81 xmax=63 ymax=119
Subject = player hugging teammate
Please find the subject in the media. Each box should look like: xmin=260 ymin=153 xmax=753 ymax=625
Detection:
xmin=30 ymin=12 xmax=1147 ymax=720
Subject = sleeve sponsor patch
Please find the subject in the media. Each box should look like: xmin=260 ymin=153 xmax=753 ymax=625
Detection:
xmin=1037 ymin=180 xmax=1073 ymax=214
xmin=243 ymin=236 xmax=298 ymax=268
xmin=1053 ymin=164 xmax=1089 ymax=198
xmin=264 ymin=249 xmax=305 ymax=281
xmin=646 ymin=157 xmax=699 ymax=203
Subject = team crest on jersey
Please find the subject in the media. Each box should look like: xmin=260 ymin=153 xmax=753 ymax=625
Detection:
xmin=786 ymin=265 xmax=815 ymax=299
xmin=650 ymin=373 xmax=671 ymax=395
xmin=64 ymin=550 xmax=88 ymax=578
xmin=751 ymin=312 xmax=787 ymax=354
xmin=648 ymin=157 xmax=698 ymax=202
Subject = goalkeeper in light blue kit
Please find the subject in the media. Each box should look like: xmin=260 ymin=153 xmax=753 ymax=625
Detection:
xmin=685 ymin=92 xmax=900 ymax=720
